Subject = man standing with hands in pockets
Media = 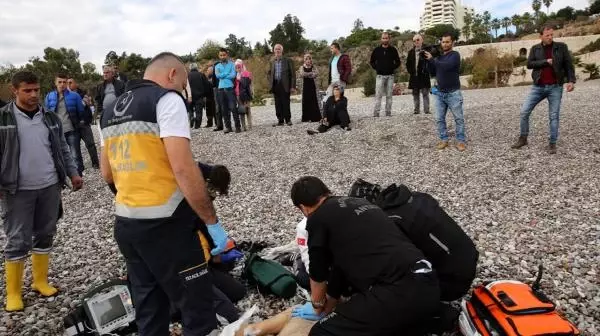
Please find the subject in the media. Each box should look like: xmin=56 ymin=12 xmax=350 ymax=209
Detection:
xmin=511 ymin=25 xmax=575 ymax=154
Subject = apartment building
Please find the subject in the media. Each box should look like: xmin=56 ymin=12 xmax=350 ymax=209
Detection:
xmin=420 ymin=0 xmax=474 ymax=33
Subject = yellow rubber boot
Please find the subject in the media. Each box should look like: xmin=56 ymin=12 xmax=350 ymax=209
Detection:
xmin=4 ymin=260 xmax=25 ymax=312
xmin=31 ymin=253 xmax=58 ymax=297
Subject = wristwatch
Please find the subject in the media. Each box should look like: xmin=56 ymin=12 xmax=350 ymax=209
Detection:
xmin=312 ymin=298 xmax=326 ymax=309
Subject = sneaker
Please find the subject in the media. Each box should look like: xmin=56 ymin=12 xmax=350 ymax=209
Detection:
xmin=436 ymin=141 xmax=449 ymax=150
xmin=456 ymin=142 xmax=466 ymax=152
xmin=547 ymin=143 xmax=557 ymax=154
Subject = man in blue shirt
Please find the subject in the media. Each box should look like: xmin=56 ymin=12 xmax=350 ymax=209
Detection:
xmin=44 ymin=73 xmax=87 ymax=174
xmin=424 ymin=33 xmax=466 ymax=152
xmin=214 ymin=48 xmax=241 ymax=133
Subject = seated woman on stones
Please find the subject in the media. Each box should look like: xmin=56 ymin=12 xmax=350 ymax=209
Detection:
xmin=308 ymin=84 xmax=351 ymax=134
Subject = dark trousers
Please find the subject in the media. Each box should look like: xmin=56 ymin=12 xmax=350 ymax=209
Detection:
xmin=189 ymin=100 xmax=204 ymax=129
xmin=1 ymin=184 xmax=61 ymax=260
xmin=309 ymin=272 xmax=440 ymax=336
xmin=205 ymin=98 xmax=216 ymax=127
xmin=217 ymin=88 xmax=241 ymax=130
xmin=65 ymin=130 xmax=83 ymax=175
xmin=78 ymin=125 xmax=99 ymax=167
xmin=114 ymin=213 xmax=217 ymax=336
xmin=213 ymin=88 xmax=223 ymax=129
xmin=273 ymin=81 xmax=291 ymax=123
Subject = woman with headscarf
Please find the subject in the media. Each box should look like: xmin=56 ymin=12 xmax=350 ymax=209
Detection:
xmin=234 ymin=59 xmax=253 ymax=131
xmin=299 ymin=53 xmax=322 ymax=122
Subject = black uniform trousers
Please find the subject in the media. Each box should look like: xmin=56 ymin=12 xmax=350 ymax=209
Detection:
xmin=309 ymin=270 xmax=440 ymax=336
xmin=273 ymin=81 xmax=291 ymax=123
xmin=114 ymin=205 xmax=217 ymax=336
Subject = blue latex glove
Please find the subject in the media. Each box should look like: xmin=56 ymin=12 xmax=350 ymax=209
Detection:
xmin=291 ymin=302 xmax=325 ymax=321
xmin=207 ymin=220 xmax=228 ymax=256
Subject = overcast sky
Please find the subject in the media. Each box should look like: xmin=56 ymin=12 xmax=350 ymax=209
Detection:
xmin=0 ymin=0 xmax=589 ymax=71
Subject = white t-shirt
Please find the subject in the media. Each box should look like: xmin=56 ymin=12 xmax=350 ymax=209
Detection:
xmin=296 ymin=217 xmax=310 ymax=270
xmin=99 ymin=92 xmax=190 ymax=146
xmin=331 ymin=55 xmax=341 ymax=83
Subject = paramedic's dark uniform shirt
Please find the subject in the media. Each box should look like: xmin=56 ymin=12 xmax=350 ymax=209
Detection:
xmin=306 ymin=196 xmax=425 ymax=293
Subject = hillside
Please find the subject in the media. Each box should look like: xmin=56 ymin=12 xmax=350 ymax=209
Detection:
xmin=519 ymin=18 xmax=600 ymax=40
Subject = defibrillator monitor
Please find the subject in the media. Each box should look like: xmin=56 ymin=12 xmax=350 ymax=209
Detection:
xmin=83 ymin=285 xmax=135 ymax=335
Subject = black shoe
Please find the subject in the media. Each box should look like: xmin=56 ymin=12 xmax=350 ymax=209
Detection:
xmin=342 ymin=126 xmax=352 ymax=131
xmin=204 ymin=124 xmax=213 ymax=128
xmin=273 ymin=122 xmax=284 ymax=127
xmin=413 ymin=111 xmax=420 ymax=114
xmin=235 ymin=128 xmax=241 ymax=133
xmin=224 ymin=128 xmax=232 ymax=134
xmin=547 ymin=143 xmax=557 ymax=154
xmin=213 ymin=127 xmax=223 ymax=132
xmin=424 ymin=110 xmax=431 ymax=114
xmin=92 ymin=163 xmax=100 ymax=169
xmin=286 ymin=121 xmax=293 ymax=126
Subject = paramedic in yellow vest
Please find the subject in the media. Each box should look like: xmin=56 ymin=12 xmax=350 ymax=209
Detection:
xmin=99 ymin=52 xmax=228 ymax=336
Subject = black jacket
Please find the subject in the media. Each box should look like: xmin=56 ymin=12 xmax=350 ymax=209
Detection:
xmin=95 ymin=79 xmax=126 ymax=115
xmin=0 ymin=99 xmax=6 ymax=108
xmin=527 ymin=42 xmax=576 ymax=86
xmin=188 ymin=69 xmax=212 ymax=103
xmin=369 ymin=45 xmax=401 ymax=75
xmin=406 ymin=48 xmax=431 ymax=89
xmin=375 ymin=184 xmax=478 ymax=301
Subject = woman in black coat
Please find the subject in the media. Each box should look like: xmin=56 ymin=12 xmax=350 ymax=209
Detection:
xmin=308 ymin=84 xmax=351 ymax=134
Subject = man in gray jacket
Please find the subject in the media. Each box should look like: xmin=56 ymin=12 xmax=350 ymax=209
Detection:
xmin=511 ymin=25 xmax=575 ymax=154
xmin=268 ymin=44 xmax=296 ymax=126
xmin=1 ymin=71 xmax=83 ymax=312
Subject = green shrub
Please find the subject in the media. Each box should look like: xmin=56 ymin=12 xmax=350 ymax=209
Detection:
xmin=362 ymin=69 xmax=376 ymax=97
xmin=513 ymin=55 xmax=527 ymax=67
xmin=582 ymin=63 xmax=600 ymax=80
xmin=577 ymin=38 xmax=600 ymax=55
xmin=513 ymin=81 xmax=533 ymax=86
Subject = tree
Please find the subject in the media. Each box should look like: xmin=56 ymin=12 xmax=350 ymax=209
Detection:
xmin=542 ymin=0 xmax=553 ymax=14
xmin=268 ymin=14 xmax=307 ymax=53
xmin=343 ymin=27 xmax=383 ymax=48
xmin=512 ymin=14 xmax=522 ymax=34
xmin=532 ymin=0 xmax=542 ymax=21
xmin=81 ymin=62 xmax=102 ymax=82
xmin=582 ymin=63 xmax=600 ymax=80
xmin=224 ymin=34 xmax=253 ymax=59
xmin=521 ymin=12 xmax=534 ymax=34
xmin=491 ymin=18 xmax=501 ymax=38
xmin=502 ymin=17 xmax=512 ymax=35
xmin=197 ymin=39 xmax=223 ymax=61
xmin=352 ymin=18 xmax=364 ymax=33
xmin=462 ymin=12 xmax=473 ymax=40
xmin=424 ymin=24 xmax=460 ymax=42
xmin=119 ymin=53 xmax=150 ymax=80
xmin=104 ymin=51 xmax=120 ymax=66
xmin=590 ymin=0 xmax=600 ymax=15
xmin=556 ymin=6 xmax=576 ymax=21
xmin=21 ymin=47 xmax=84 ymax=94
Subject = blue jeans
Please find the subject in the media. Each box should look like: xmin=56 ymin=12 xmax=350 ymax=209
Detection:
xmin=519 ymin=85 xmax=563 ymax=144
xmin=217 ymin=89 xmax=241 ymax=130
xmin=65 ymin=130 xmax=83 ymax=175
xmin=434 ymin=90 xmax=466 ymax=143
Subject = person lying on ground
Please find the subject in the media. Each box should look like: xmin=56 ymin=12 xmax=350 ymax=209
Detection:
xmin=307 ymin=85 xmax=350 ymax=135
xmin=289 ymin=176 xmax=440 ymax=336
xmin=234 ymin=303 xmax=320 ymax=336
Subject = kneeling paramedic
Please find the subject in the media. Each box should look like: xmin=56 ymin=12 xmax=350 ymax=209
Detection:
xmin=100 ymin=52 xmax=229 ymax=336
xmin=290 ymin=176 xmax=440 ymax=336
